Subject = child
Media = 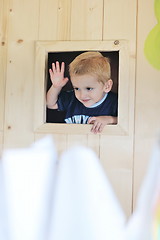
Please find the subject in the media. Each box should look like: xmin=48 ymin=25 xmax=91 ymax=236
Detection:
xmin=46 ymin=51 xmax=118 ymax=134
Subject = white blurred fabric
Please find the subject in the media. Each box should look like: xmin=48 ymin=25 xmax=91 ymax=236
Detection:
xmin=0 ymin=161 xmax=9 ymax=240
xmin=124 ymin=139 xmax=160 ymax=240
xmin=48 ymin=146 xmax=126 ymax=240
xmin=0 ymin=135 xmax=160 ymax=240
xmin=1 ymin=136 xmax=57 ymax=240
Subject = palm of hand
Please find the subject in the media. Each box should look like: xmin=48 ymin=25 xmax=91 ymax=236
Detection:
xmin=49 ymin=61 xmax=68 ymax=88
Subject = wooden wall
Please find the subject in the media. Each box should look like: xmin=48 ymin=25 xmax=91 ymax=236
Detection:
xmin=134 ymin=0 xmax=160 ymax=206
xmin=0 ymin=0 xmax=160 ymax=217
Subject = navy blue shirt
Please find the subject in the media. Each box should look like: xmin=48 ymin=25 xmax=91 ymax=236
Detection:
xmin=57 ymin=90 xmax=118 ymax=124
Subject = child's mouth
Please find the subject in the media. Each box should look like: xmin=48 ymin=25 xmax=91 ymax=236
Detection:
xmin=81 ymin=99 xmax=90 ymax=102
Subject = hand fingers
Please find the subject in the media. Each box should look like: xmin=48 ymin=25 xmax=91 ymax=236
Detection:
xmin=97 ymin=124 xmax=104 ymax=133
xmin=51 ymin=62 xmax=56 ymax=72
xmin=91 ymin=122 xmax=104 ymax=134
xmin=49 ymin=68 xmax=54 ymax=79
xmin=61 ymin=62 xmax=65 ymax=73
xmin=51 ymin=61 xmax=60 ymax=73
xmin=56 ymin=61 xmax=60 ymax=72
xmin=91 ymin=122 xmax=101 ymax=134
xmin=88 ymin=117 xmax=96 ymax=124
xmin=49 ymin=62 xmax=68 ymax=88
xmin=51 ymin=61 xmax=65 ymax=73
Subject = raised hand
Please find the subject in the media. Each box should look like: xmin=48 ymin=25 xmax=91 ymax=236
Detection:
xmin=49 ymin=61 xmax=69 ymax=88
xmin=47 ymin=61 xmax=69 ymax=109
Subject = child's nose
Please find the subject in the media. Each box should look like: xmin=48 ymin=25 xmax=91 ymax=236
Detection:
xmin=80 ymin=91 xmax=87 ymax=99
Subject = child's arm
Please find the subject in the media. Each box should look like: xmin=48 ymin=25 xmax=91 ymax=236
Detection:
xmin=88 ymin=116 xmax=117 ymax=134
xmin=46 ymin=61 xmax=69 ymax=109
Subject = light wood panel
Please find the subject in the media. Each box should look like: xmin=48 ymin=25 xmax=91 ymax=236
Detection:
xmin=53 ymin=134 xmax=68 ymax=155
xmin=87 ymin=134 xmax=100 ymax=156
xmin=0 ymin=0 xmax=10 ymax=154
xmin=133 ymin=0 xmax=160 ymax=207
xmin=35 ymin=0 xmax=137 ymax=216
xmin=67 ymin=134 xmax=88 ymax=149
xmin=0 ymin=0 xmax=4 ymax=132
xmin=104 ymin=0 xmax=136 ymax=131
xmin=0 ymin=0 xmax=149 ymax=217
xmin=100 ymin=136 xmax=133 ymax=216
xmin=103 ymin=0 xmax=137 ymax=41
xmin=99 ymin=0 xmax=137 ymax=216
xmin=39 ymin=0 xmax=72 ymax=40
xmin=34 ymin=133 xmax=67 ymax=156
xmin=0 ymin=132 xmax=3 ymax=156
xmin=3 ymin=0 xmax=39 ymax=148
xmin=71 ymin=0 xmax=103 ymax=40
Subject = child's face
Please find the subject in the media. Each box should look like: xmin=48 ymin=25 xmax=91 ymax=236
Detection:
xmin=71 ymin=74 xmax=111 ymax=107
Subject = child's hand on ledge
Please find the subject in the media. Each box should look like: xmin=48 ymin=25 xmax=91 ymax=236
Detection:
xmin=88 ymin=116 xmax=117 ymax=134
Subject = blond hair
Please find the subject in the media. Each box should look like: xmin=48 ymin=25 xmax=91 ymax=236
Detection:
xmin=69 ymin=51 xmax=111 ymax=84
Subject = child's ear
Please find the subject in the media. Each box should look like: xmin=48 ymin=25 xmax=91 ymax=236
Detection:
xmin=104 ymin=79 xmax=113 ymax=93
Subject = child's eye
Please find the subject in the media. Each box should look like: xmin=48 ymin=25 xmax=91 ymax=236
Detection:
xmin=86 ymin=87 xmax=93 ymax=91
xmin=74 ymin=87 xmax=80 ymax=91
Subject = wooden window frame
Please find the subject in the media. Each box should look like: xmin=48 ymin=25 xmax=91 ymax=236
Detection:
xmin=34 ymin=40 xmax=130 ymax=135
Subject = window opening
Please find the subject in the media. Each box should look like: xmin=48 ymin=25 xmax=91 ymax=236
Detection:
xmin=46 ymin=51 xmax=119 ymax=123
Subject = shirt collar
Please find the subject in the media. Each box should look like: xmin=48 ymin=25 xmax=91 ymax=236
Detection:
xmin=88 ymin=93 xmax=108 ymax=108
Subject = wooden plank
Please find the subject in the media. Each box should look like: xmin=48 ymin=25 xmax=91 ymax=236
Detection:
xmin=102 ymin=0 xmax=137 ymax=215
xmin=71 ymin=0 xmax=103 ymax=40
xmin=133 ymin=0 xmax=160 ymax=208
xmin=39 ymin=0 xmax=71 ymax=40
xmin=67 ymin=134 xmax=88 ymax=150
xmin=0 ymin=0 xmax=10 ymax=154
xmin=53 ymin=134 xmax=68 ymax=155
xmin=103 ymin=0 xmax=136 ymax=134
xmin=0 ymin=0 xmax=4 ymax=131
xmin=34 ymin=123 xmax=127 ymax=135
xmin=3 ymin=0 xmax=39 ymax=148
xmin=100 ymin=136 xmax=133 ymax=217
xmin=0 ymin=132 xmax=3 ymax=157
xmin=87 ymin=134 xmax=100 ymax=157
xmin=34 ymin=133 xmax=67 ymax=156
xmin=0 ymin=0 xmax=9 ymax=132
xmin=103 ymin=0 xmax=137 ymax=41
